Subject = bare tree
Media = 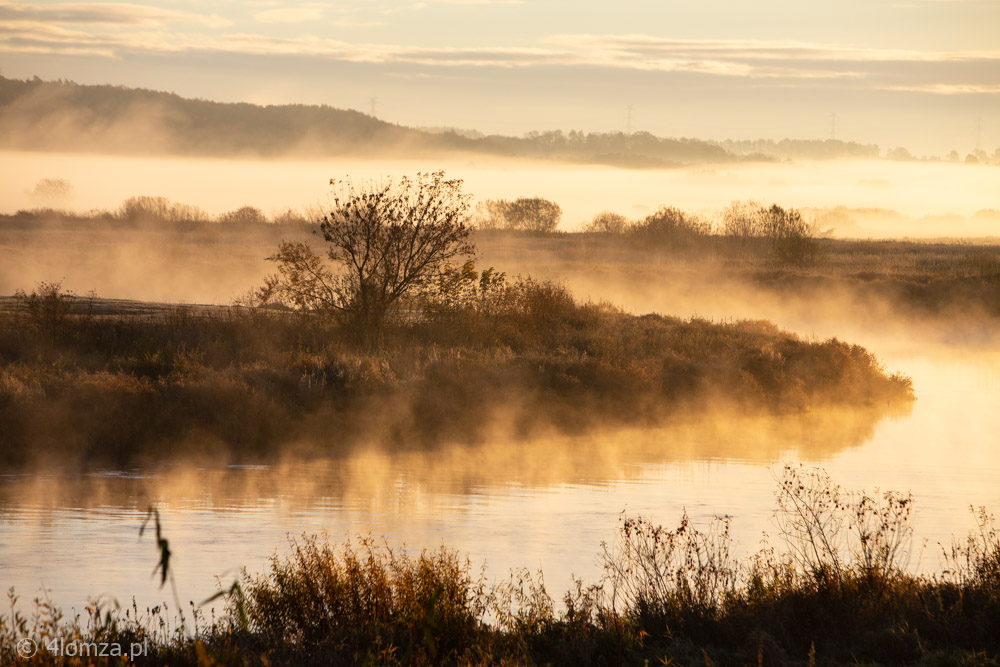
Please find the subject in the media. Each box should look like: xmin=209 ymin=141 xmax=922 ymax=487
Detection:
xmin=260 ymin=171 xmax=474 ymax=339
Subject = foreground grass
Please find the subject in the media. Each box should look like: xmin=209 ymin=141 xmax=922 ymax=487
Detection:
xmin=2 ymin=467 xmax=998 ymax=666
xmin=0 ymin=278 xmax=911 ymax=470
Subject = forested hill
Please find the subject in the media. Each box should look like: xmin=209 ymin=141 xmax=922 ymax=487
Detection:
xmin=0 ymin=75 xmax=876 ymax=165
xmin=0 ymin=75 xmax=433 ymax=157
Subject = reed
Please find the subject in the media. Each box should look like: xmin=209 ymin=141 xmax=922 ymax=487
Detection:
xmin=4 ymin=468 xmax=998 ymax=665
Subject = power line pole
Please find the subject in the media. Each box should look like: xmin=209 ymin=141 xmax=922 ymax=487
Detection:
xmin=369 ymin=97 xmax=378 ymax=118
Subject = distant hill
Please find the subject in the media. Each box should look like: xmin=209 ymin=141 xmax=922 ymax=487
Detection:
xmin=0 ymin=75 xmax=434 ymax=157
xmin=0 ymin=75 xmax=881 ymax=165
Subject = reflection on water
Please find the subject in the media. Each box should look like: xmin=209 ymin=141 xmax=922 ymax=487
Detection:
xmin=2 ymin=350 xmax=998 ymax=615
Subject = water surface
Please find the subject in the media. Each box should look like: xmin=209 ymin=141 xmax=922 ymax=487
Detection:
xmin=2 ymin=346 xmax=997 ymax=615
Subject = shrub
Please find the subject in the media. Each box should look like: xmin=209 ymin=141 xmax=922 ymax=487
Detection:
xmin=773 ymin=464 xmax=914 ymax=586
xmin=241 ymin=535 xmax=486 ymax=663
xmin=470 ymin=199 xmax=511 ymax=230
xmin=260 ymin=171 xmax=475 ymax=341
xmin=116 ymin=196 xmax=208 ymax=225
xmin=584 ymin=211 xmax=629 ymax=234
xmin=941 ymin=506 xmax=1000 ymax=590
xmin=601 ymin=512 xmax=737 ymax=625
xmin=628 ymin=206 xmax=711 ymax=246
xmin=270 ymin=207 xmax=309 ymax=225
xmin=470 ymin=197 xmax=562 ymax=232
xmin=721 ymin=201 xmax=818 ymax=265
xmin=218 ymin=205 xmax=266 ymax=225
xmin=504 ymin=197 xmax=562 ymax=232
xmin=28 ymin=177 xmax=73 ymax=202
xmin=12 ymin=280 xmax=80 ymax=336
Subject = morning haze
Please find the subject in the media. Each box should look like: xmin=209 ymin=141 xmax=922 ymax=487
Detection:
xmin=1 ymin=0 xmax=999 ymax=664
xmin=1 ymin=0 xmax=998 ymax=152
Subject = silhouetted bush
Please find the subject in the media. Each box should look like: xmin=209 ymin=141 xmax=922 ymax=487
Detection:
xmin=116 ymin=196 xmax=209 ymax=226
xmin=584 ymin=211 xmax=628 ymax=234
xmin=722 ymin=201 xmax=819 ymax=265
xmin=218 ymin=205 xmax=266 ymax=225
xmin=28 ymin=178 xmax=73 ymax=203
xmin=470 ymin=197 xmax=562 ymax=232
xmin=259 ymin=171 xmax=474 ymax=342
xmin=242 ymin=536 xmax=485 ymax=664
xmin=627 ymin=206 xmax=712 ymax=247
xmin=504 ymin=197 xmax=562 ymax=232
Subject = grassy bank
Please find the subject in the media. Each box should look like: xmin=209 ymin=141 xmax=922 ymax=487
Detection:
xmin=2 ymin=467 xmax=998 ymax=666
xmin=0 ymin=277 xmax=910 ymax=470
xmin=3 ymin=207 xmax=999 ymax=330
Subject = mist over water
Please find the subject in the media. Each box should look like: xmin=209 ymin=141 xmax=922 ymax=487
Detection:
xmin=2 ymin=265 xmax=998 ymax=614
xmin=2 ymin=150 xmax=999 ymax=236
xmin=1 ymin=150 xmax=999 ymax=620
xmin=1 ymin=347 xmax=997 ymax=614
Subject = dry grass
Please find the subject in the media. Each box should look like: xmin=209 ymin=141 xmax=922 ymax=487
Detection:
xmin=0 ymin=279 xmax=912 ymax=470
xmin=3 ymin=468 xmax=999 ymax=665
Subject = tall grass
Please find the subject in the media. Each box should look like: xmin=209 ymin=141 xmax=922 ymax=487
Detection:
xmin=1 ymin=278 xmax=912 ymax=470
xmin=4 ymin=468 xmax=999 ymax=665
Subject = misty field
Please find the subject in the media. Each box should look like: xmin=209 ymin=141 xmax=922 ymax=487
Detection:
xmin=0 ymin=275 xmax=911 ymax=470
xmin=3 ymin=196 xmax=1000 ymax=667
xmin=1 ymin=189 xmax=947 ymax=470
xmin=3 ymin=0 xmax=1000 ymax=658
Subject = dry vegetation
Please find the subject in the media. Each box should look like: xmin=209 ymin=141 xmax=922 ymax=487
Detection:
xmin=5 ymin=199 xmax=999 ymax=326
xmin=3 ymin=467 xmax=999 ymax=665
xmin=0 ymin=275 xmax=911 ymax=470
xmin=2 ymin=192 xmax=998 ymax=665
xmin=1 ymin=191 xmax=935 ymax=471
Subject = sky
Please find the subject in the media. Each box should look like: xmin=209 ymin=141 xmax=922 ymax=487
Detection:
xmin=1 ymin=0 xmax=998 ymax=155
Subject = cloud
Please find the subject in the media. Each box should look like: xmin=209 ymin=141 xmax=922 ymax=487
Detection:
xmin=375 ymin=0 xmax=521 ymax=15
xmin=886 ymin=83 xmax=1000 ymax=94
xmin=1 ymin=21 xmax=997 ymax=96
xmin=545 ymin=34 xmax=1000 ymax=66
xmin=329 ymin=19 xmax=385 ymax=27
xmin=252 ymin=7 xmax=324 ymax=23
xmin=0 ymin=1 xmax=231 ymax=27
xmin=423 ymin=0 xmax=523 ymax=4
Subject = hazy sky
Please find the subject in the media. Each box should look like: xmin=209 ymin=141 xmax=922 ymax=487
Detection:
xmin=1 ymin=0 xmax=998 ymax=154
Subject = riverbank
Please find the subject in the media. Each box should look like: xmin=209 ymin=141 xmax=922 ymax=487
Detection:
xmin=0 ymin=283 xmax=911 ymax=471
xmin=2 ymin=467 xmax=997 ymax=666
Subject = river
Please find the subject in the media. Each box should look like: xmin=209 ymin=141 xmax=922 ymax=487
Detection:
xmin=2 ymin=149 xmax=998 ymax=619
xmin=1 ymin=340 xmax=998 ymax=617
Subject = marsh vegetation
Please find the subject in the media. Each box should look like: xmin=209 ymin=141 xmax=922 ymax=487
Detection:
xmin=2 ymin=177 xmax=929 ymax=471
xmin=0 ymin=271 xmax=911 ymax=471
xmin=2 ymin=173 xmax=998 ymax=665
xmin=3 ymin=467 xmax=999 ymax=665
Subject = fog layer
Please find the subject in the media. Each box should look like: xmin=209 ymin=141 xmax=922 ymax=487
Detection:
xmin=2 ymin=151 xmax=999 ymax=236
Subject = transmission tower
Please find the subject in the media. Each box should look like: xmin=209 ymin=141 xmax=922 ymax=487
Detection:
xmin=369 ymin=97 xmax=378 ymax=118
